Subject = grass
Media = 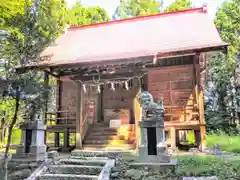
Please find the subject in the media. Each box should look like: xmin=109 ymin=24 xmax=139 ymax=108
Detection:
xmin=175 ymin=156 xmax=240 ymax=178
xmin=119 ymin=153 xmax=240 ymax=180
xmin=206 ymin=134 xmax=240 ymax=153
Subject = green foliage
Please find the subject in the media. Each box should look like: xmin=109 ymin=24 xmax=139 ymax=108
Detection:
xmin=113 ymin=0 xmax=193 ymax=19
xmin=0 ymin=0 xmax=26 ymax=29
xmin=164 ymin=0 xmax=192 ymax=12
xmin=206 ymin=134 xmax=240 ymax=153
xmin=205 ymin=0 xmax=240 ymax=133
xmin=215 ymin=0 xmax=240 ymax=63
xmin=67 ymin=2 xmax=110 ymax=25
xmin=113 ymin=0 xmax=161 ymax=19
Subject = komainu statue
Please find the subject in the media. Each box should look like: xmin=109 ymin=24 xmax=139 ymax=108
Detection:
xmin=137 ymin=91 xmax=164 ymax=121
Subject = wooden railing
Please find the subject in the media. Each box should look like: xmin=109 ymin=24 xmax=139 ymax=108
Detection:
xmin=164 ymin=105 xmax=199 ymax=122
xmin=80 ymin=101 xmax=91 ymax=139
xmin=46 ymin=110 xmax=76 ymax=127
xmin=46 ymin=101 xmax=92 ymax=137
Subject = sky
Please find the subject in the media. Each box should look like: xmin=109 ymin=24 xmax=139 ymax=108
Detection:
xmin=66 ymin=0 xmax=230 ymax=19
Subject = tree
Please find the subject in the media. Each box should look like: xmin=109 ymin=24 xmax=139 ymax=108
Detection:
xmin=113 ymin=0 xmax=162 ymax=19
xmin=113 ymin=0 xmax=192 ymax=19
xmin=67 ymin=2 xmax=110 ymax=25
xmin=164 ymin=0 xmax=192 ymax=12
xmin=0 ymin=0 xmax=67 ymax=167
xmin=215 ymin=0 xmax=240 ymax=63
xmin=205 ymin=0 xmax=240 ymax=133
xmin=0 ymin=0 xmax=26 ymax=29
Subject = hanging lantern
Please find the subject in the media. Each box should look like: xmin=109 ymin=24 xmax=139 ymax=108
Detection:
xmin=83 ymin=84 xmax=86 ymax=93
xmin=111 ymin=82 xmax=115 ymax=91
xmin=125 ymin=81 xmax=129 ymax=90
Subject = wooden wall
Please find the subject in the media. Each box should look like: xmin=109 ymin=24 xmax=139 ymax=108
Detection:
xmin=102 ymin=79 xmax=139 ymax=124
xmin=148 ymin=64 xmax=195 ymax=122
xmin=148 ymin=65 xmax=194 ymax=106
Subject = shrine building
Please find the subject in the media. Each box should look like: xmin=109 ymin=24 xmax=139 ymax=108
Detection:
xmin=19 ymin=6 xmax=227 ymax=152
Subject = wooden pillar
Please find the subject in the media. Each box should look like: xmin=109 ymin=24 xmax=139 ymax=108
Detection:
xmin=43 ymin=72 xmax=50 ymax=123
xmin=176 ymin=129 xmax=180 ymax=147
xmin=199 ymin=89 xmax=206 ymax=150
xmin=76 ymin=82 xmax=83 ymax=149
xmin=195 ymin=53 xmax=206 ymax=150
xmin=193 ymin=55 xmax=199 ymax=108
xmin=194 ymin=130 xmax=201 ymax=148
xmin=43 ymin=72 xmax=49 ymax=144
xmin=100 ymin=85 xmax=104 ymax=121
xmin=97 ymin=85 xmax=104 ymax=122
xmin=54 ymin=132 xmax=60 ymax=147
xmin=133 ymin=78 xmax=142 ymax=149
xmin=170 ymin=127 xmax=176 ymax=148
xmin=63 ymin=128 xmax=69 ymax=150
xmin=55 ymin=79 xmax=61 ymax=147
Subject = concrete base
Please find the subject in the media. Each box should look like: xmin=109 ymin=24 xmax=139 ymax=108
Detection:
xmin=11 ymin=152 xmax=47 ymax=162
xmin=130 ymin=159 xmax=177 ymax=172
xmin=30 ymin=145 xmax=46 ymax=154
xmin=134 ymin=154 xmax=171 ymax=163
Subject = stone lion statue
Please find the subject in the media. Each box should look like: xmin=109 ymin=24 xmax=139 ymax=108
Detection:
xmin=137 ymin=91 xmax=164 ymax=120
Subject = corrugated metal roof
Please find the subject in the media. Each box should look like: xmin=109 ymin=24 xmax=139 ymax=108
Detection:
xmin=38 ymin=6 xmax=226 ymax=67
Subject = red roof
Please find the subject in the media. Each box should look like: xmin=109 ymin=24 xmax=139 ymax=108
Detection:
xmin=40 ymin=6 xmax=226 ymax=67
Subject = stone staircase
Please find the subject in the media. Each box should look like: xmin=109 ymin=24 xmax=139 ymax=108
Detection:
xmin=83 ymin=123 xmax=136 ymax=151
xmin=32 ymin=151 xmax=115 ymax=180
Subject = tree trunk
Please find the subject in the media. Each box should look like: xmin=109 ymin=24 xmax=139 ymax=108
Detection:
xmin=3 ymin=88 xmax=20 ymax=166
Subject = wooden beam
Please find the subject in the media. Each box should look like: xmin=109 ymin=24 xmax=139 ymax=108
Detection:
xmin=72 ymin=72 xmax=137 ymax=81
xmin=157 ymin=52 xmax=196 ymax=60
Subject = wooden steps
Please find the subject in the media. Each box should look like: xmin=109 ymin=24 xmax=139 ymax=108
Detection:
xmin=83 ymin=123 xmax=135 ymax=151
xmin=83 ymin=144 xmax=135 ymax=150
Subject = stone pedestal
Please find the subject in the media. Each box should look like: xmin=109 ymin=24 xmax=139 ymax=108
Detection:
xmin=132 ymin=119 xmax=177 ymax=169
xmin=132 ymin=91 xmax=177 ymax=169
xmin=138 ymin=119 xmax=170 ymax=163
xmin=12 ymin=120 xmax=47 ymax=162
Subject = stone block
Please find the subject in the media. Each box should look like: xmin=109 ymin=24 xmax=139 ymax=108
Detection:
xmin=125 ymin=169 xmax=142 ymax=180
xmin=46 ymin=165 xmax=102 ymax=175
xmin=30 ymin=145 xmax=46 ymax=154
xmin=8 ymin=169 xmax=31 ymax=180
xmin=48 ymin=151 xmax=59 ymax=159
xmin=183 ymin=176 xmax=218 ymax=180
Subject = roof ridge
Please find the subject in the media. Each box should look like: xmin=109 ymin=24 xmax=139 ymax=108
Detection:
xmin=68 ymin=5 xmax=207 ymax=31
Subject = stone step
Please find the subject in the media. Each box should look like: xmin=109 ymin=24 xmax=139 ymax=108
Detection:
xmin=86 ymin=134 xmax=126 ymax=140
xmin=83 ymin=139 xmax=134 ymax=145
xmin=71 ymin=149 xmax=128 ymax=158
xmin=83 ymin=144 xmax=135 ymax=151
xmin=88 ymin=131 xmax=118 ymax=136
xmin=91 ymin=126 xmax=134 ymax=132
xmin=60 ymin=158 xmax=106 ymax=166
xmin=47 ymin=165 xmax=102 ymax=175
xmin=37 ymin=174 xmax=98 ymax=180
